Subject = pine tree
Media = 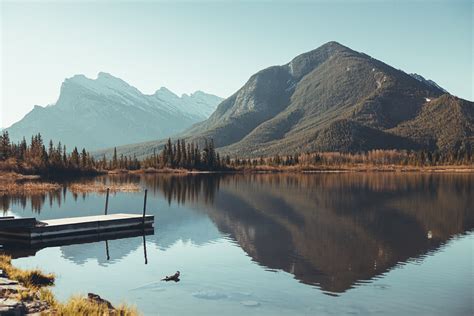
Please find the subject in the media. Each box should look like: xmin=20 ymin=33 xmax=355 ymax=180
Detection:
xmin=176 ymin=139 xmax=182 ymax=168
xmin=71 ymin=147 xmax=80 ymax=167
xmin=112 ymin=147 xmax=118 ymax=169
xmin=81 ymin=148 xmax=88 ymax=168
xmin=0 ymin=131 xmax=12 ymax=160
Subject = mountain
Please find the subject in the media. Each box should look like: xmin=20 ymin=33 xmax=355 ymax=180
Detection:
xmin=100 ymin=41 xmax=474 ymax=158
xmin=390 ymin=94 xmax=473 ymax=151
xmin=409 ymin=73 xmax=448 ymax=94
xmin=6 ymin=72 xmax=223 ymax=150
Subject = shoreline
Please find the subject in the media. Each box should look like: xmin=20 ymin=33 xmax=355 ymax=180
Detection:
xmin=1 ymin=164 xmax=473 ymax=183
xmin=0 ymin=255 xmax=139 ymax=315
xmin=0 ymin=165 xmax=472 ymax=195
xmin=115 ymin=165 xmax=474 ymax=175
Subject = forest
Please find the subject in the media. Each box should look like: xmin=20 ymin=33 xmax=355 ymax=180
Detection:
xmin=0 ymin=131 xmax=472 ymax=176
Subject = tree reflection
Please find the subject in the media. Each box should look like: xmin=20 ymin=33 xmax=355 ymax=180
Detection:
xmin=2 ymin=173 xmax=472 ymax=294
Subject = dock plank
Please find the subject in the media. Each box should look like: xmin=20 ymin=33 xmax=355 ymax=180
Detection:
xmin=0 ymin=218 xmax=37 ymax=229
xmin=42 ymin=213 xmax=148 ymax=226
xmin=0 ymin=213 xmax=154 ymax=240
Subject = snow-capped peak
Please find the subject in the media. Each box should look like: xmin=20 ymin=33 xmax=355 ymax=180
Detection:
xmin=64 ymin=72 xmax=141 ymax=96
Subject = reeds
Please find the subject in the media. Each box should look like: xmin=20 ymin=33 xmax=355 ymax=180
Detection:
xmin=0 ymin=254 xmax=55 ymax=288
xmin=68 ymin=182 xmax=141 ymax=193
xmin=52 ymin=295 xmax=139 ymax=316
xmin=0 ymin=181 xmax=61 ymax=195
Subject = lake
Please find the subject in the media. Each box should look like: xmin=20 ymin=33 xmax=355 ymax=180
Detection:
xmin=1 ymin=173 xmax=473 ymax=315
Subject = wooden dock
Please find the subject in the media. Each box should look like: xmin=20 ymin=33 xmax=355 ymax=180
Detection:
xmin=0 ymin=213 xmax=154 ymax=240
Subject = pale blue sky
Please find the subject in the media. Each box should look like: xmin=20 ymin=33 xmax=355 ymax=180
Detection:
xmin=1 ymin=0 xmax=472 ymax=128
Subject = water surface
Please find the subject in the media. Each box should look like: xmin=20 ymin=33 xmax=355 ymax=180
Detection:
xmin=2 ymin=173 xmax=473 ymax=315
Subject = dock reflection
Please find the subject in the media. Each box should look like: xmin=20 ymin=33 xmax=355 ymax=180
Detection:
xmin=2 ymin=173 xmax=473 ymax=294
xmin=1 ymin=227 xmax=154 ymax=263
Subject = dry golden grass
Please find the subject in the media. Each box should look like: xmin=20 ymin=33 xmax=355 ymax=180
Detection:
xmin=0 ymin=181 xmax=61 ymax=195
xmin=0 ymin=254 xmax=140 ymax=315
xmin=0 ymin=171 xmax=40 ymax=181
xmin=69 ymin=182 xmax=141 ymax=193
xmin=0 ymin=255 xmax=55 ymax=288
xmin=131 ymin=167 xmax=188 ymax=174
xmin=38 ymin=287 xmax=58 ymax=306
xmin=51 ymin=295 xmax=140 ymax=316
xmin=233 ymin=163 xmax=474 ymax=173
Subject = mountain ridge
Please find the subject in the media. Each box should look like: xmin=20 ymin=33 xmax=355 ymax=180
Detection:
xmin=6 ymin=73 xmax=223 ymax=150
xmin=100 ymin=41 xmax=472 ymax=159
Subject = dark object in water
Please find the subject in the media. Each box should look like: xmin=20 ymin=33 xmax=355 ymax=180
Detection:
xmin=162 ymin=271 xmax=180 ymax=282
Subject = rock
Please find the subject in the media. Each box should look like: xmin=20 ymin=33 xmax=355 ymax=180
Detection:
xmin=87 ymin=293 xmax=114 ymax=309
xmin=0 ymin=276 xmax=50 ymax=315
xmin=0 ymin=298 xmax=27 ymax=315
xmin=24 ymin=300 xmax=50 ymax=314
xmin=0 ymin=277 xmax=27 ymax=294
xmin=0 ymin=284 xmax=27 ymax=292
xmin=0 ymin=277 xmax=19 ymax=285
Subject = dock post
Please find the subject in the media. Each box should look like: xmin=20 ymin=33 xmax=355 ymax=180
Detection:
xmin=104 ymin=188 xmax=110 ymax=215
xmin=105 ymin=240 xmax=110 ymax=261
xmin=143 ymin=233 xmax=148 ymax=265
xmin=142 ymin=189 xmax=148 ymax=224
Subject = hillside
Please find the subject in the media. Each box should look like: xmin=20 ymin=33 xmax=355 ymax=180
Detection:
xmin=6 ymin=72 xmax=222 ymax=150
xmin=390 ymin=95 xmax=474 ymax=151
xmin=97 ymin=42 xmax=473 ymax=158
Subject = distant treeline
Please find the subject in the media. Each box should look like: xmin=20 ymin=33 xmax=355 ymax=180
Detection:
xmin=0 ymin=132 xmax=100 ymax=175
xmin=0 ymin=132 xmax=472 ymax=176
xmin=234 ymin=149 xmax=473 ymax=168
xmin=141 ymin=138 xmax=225 ymax=170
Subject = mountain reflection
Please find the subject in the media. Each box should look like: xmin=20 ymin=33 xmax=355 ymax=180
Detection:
xmin=144 ymin=173 xmax=473 ymax=293
xmin=2 ymin=173 xmax=473 ymax=294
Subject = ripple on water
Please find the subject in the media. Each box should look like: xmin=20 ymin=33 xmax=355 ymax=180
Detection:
xmin=192 ymin=290 xmax=228 ymax=300
xmin=129 ymin=281 xmax=164 ymax=292
xmin=241 ymin=300 xmax=260 ymax=307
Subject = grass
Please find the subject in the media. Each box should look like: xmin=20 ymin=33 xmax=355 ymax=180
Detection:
xmin=0 ymin=171 xmax=40 ymax=181
xmin=230 ymin=163 xmax=474 ymax=173
xmin=0 ymin=254 xmax=140 ymax=315
xmin=53 ymin=295 xmax=139 ymax=316
xmin=0 ymin=254 xmax=55 ymax=288
xmin=69 ymin=182 xmax=141 ymax=193
xmin=0 ymin=180 xmax=61 ymax=195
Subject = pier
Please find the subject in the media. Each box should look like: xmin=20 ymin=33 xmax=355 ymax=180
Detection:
xmin=0 ymin=188 xmax=154 ymax=243
xmin=0 ymin=213 xmax=154 ymax=240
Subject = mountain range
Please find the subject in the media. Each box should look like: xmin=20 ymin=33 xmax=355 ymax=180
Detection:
xmin=104 ymin=41 xmax=472 ymax=158
xmin=6 ymin=72 xmax=223 ymax=150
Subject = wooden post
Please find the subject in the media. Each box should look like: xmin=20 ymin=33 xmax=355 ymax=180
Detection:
xmin=105 ymin=240 xmax=110 ymax=261
xmin=104 ymin=188 xmax=110 ymax=215
xmin=142 ymin=189 xmax=148 ymax=224
xmin=143 ymin=233 xmax=148 ymax=265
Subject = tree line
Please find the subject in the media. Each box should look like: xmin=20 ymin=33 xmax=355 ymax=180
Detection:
xmin=0 ymin=132 xmax=228 ymax=174
xmin=141 ymin=138 xmax=226 ymax=171
xmin=0 ymin=132 xmax=99 ymax=175
xmin=230 ymin=148 xmax=473 ymax=168
xmin=1 ymin=131 xmax=472 ymax=176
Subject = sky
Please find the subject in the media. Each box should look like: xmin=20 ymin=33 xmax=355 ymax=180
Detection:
xmin=1 ymin=0 xmax=472 ymax=128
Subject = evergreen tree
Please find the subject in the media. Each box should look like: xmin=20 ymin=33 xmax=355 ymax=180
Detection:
xmin=0 ymin=131 xmax=11 ymax=160
xmin=112 ymin=147 xmax=118 ymax=169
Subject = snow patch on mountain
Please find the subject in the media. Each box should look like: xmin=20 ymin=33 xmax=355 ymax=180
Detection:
xmin=6 ymin=72 xmax=223 ymax=150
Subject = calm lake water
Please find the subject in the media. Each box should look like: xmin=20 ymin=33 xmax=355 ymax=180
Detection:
xmin=1 ymin=173 xmax=473 ymax=315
